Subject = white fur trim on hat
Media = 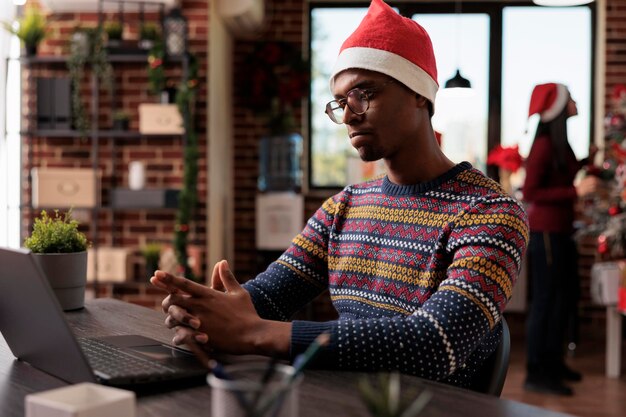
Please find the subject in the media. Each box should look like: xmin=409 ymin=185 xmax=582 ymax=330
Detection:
xmin=541 ymin=83 xmax=569 ymax=122
xmin=330 ymin=47 xmax=439 ymax=108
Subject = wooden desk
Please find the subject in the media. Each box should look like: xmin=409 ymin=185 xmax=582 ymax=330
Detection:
xmin=0 ymin=298 xmax=575 ymax=417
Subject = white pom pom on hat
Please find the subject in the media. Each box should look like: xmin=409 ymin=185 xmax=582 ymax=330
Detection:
xmin=329 ymin=0 xmax=439 ymax=111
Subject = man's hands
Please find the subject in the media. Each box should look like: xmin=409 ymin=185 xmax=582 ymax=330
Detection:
xmin=150 ymin=260 xmax=291 ymax=358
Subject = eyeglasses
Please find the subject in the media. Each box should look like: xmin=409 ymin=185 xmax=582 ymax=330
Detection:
xmin=325 ymin=80 xmax=395 ymax=124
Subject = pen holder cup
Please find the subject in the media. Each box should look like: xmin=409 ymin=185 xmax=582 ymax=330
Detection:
xmin=207 ymin=362 xmax=301 ymax=417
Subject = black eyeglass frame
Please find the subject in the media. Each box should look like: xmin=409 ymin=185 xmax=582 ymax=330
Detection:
xmin=324 ymin=79 xmax=396 ymax=124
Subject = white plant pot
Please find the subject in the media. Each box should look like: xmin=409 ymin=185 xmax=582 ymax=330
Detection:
xmin=32 ymin=251 xmax=88 ymax=311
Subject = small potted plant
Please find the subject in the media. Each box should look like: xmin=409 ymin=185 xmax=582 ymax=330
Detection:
xmin=141 ymin=242 xmax=161 ymax=280
xmin=24 ymin=209 xmax=90 ymax=310
xmin=138 ymin=22 xmax=159 ymax=50
xmin=104 ymin=21 xmax=123 ymax=48
xmin=112 ymin=110 xmax=131 ymax=131
xmin=2 ymin=6 xmax=47 ymax=56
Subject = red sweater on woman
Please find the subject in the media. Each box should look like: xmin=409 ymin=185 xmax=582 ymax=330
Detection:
xmin=523 ymin=135 xmax=585 ymax=233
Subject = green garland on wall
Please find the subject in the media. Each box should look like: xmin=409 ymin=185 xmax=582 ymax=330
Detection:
xmin=173 ymin=53 xmax=200 ymax=282
xmin=67 ymin=26 xmax=112 ymax=138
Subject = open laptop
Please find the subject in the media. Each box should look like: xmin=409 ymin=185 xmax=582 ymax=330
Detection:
xmin=0 ymin=247 xmax=209 ymax=389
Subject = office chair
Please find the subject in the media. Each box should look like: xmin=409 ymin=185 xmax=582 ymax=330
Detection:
xmin=469 ymin=316 xmax=511 ymax=397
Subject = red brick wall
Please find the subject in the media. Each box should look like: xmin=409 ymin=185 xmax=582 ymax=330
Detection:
xmin=21 ymin=1 xmax=208 ymax=308
xmin=606 ymin=0 xmax=626 ymax=108
xmin=231 ymin=0 xmax=331 ymax=283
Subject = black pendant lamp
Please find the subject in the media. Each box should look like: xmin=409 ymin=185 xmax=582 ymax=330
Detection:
xmin=444 ymin=1 xmax=473 ymax=92
xmin=445 ymin=69 xmax=472 ymax=89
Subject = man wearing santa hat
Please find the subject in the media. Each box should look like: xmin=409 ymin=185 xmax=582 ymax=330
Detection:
xmin=153 ymin=0 xmax=529 ymax=392
xmin=523 ymin=83 xmax=599 ymax=396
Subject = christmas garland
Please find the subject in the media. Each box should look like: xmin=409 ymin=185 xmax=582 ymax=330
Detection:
xmin=173 ymin=53 xmax=200 ymax=281
xmin=148 ymin=41 xmax=201 ymax=281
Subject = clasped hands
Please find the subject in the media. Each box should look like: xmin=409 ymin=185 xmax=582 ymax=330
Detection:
xmin=151 ymin=260 xmax=291 ymax=360
xmin=150 ymin=260 xmax=264 ymax=356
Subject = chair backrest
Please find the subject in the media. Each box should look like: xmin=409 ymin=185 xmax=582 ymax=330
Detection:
xmin=469 ymin=316 xmax=511 ymax=397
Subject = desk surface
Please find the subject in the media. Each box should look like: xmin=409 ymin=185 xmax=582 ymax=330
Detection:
xmin=0 ymin=298 xmax=574 ymax=417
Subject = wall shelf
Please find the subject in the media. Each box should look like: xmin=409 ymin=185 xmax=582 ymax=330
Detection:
xmin=20 ymin=54 xmax=185 ymax=65
xmin=21 ymin=130 xmax=182 ymax=140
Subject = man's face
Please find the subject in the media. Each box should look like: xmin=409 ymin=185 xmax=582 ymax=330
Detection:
xmin=331 ymin=69 xmax=420 ymax=162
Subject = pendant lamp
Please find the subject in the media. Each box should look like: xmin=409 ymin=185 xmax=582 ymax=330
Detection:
xmin=444 ymin=1 xmax=472 ymax=92
xmin=445 ymin=69 xmax=471 ymax=89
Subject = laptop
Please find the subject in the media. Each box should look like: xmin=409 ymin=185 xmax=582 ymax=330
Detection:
xmin=0 ymin=247 xmax=209 ymax=389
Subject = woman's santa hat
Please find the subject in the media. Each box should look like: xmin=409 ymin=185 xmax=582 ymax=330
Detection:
xmin=329 ymin=0 xmax=439 ymax=110
xmin=528 ymin=83 xmax=570 ymax=122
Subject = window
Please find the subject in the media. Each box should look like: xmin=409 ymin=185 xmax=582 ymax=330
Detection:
xmin=308 ymin=2 xmax=595 ymax=190
xmin=1 ymin=9 xmax=20 ymax=248
xmin=501 ymin=6 xmax=592 ymax=159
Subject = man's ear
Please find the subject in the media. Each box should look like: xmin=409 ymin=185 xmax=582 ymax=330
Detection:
xmin=415 ymin=94 xmax=429 ymax=107
xmin=415 ymin=94 xmax=433 ymax=117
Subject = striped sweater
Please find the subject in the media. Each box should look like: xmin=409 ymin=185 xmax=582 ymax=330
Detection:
xmin=243 ymin=162 xmax=529 ymax=388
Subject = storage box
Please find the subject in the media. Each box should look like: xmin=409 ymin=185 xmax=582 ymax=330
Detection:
xmin=590 ymin=261 xmax=623 ymax=306
xmin=25 ymin=382 xmax=135 ymax=417
xmin=138 ymin=104 xmax=184 ymax=134
xmin=110 ymin=188 xmax=180 ymax=209
xmin=87 ymin=247 xmax=133 ymax=282
xmin=31 ymin=168 xmax=98 ymax=208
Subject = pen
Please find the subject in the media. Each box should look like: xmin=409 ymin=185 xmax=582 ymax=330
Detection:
xmin=255 ymin=332 xmax=331 ymax=416
xmin=291 ymin=332 xmax=330 ymax=380
xmin=209 ymin=360 xmax=254 ymax=416
xmin=251 ymin=356 xmax=279 ymax=413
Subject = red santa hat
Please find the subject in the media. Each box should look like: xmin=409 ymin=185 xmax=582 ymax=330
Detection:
xmin=329 ymin=0 xmax=439 ymax=109
xmin=528 ymin=83 xmax=570 ymax=122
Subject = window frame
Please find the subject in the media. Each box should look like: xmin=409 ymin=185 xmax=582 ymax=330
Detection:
xmin=305 ymin=1 xmax=597 ymax=194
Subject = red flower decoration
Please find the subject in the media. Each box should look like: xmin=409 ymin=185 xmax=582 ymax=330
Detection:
xmin=487 ymin=145 xmax=524 ymax=173
xmin=612 ymin=84 xmax=626 ymax=101
xmin=608 ymin=205 xmax=621 ymax=216
xmin=240 ymin=41 xmax=309 ymax=134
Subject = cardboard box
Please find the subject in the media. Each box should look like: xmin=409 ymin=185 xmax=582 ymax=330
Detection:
xmin=138 ymin=104 xmax=184 ymax=135
xmin=590 ymin=261 xmax=622 ymax=306
xmin=87 ymin=247 xmax=133 ymax=282
xmin=25 ymin=382 xmax=135 ymax=417
xmin=31 ymin=167 xmax=97 ymax=208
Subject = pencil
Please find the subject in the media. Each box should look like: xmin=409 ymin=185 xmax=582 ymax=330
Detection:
xmin=255 ymin=332 xmax=331 ymax=416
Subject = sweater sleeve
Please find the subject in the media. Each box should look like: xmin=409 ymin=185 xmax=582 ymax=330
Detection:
xmin=523 ymin=136 xmax=578 ymax=203
xmin=290 ymin=194 xmax=529 ymax=382
xmin=242 ymin=196 xmax=336 ymax=321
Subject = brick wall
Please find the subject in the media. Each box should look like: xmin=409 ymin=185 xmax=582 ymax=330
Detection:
xmin=21 ymin=0 xmax=208 ymax=309
xmin=231 ymin=0 xmax=325 ymax=283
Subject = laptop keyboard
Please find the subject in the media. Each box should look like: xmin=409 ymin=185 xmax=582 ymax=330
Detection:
xmin=78 ymin=337 xmax=178 ymax=380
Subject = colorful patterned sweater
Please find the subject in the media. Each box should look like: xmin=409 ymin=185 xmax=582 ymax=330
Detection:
xmin=243 ymin=162 xmax=529 ymax=388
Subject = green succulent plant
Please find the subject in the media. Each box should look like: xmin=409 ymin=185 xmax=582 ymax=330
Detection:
xmin=139 ymin=23 xmax=159 ymax=41
xmin=141 ymin=242 xmax=162 ymax=265
xmin=104 ymin=21 xmax=123 ymax=40
xmin=24 ymin=209 xmax=90 ymax=254
xmin=2 ymin=7 xmax=47 ymax=52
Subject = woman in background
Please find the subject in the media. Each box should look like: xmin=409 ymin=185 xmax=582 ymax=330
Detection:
xmin=523 ymin=83 xmax=599 ymax=396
